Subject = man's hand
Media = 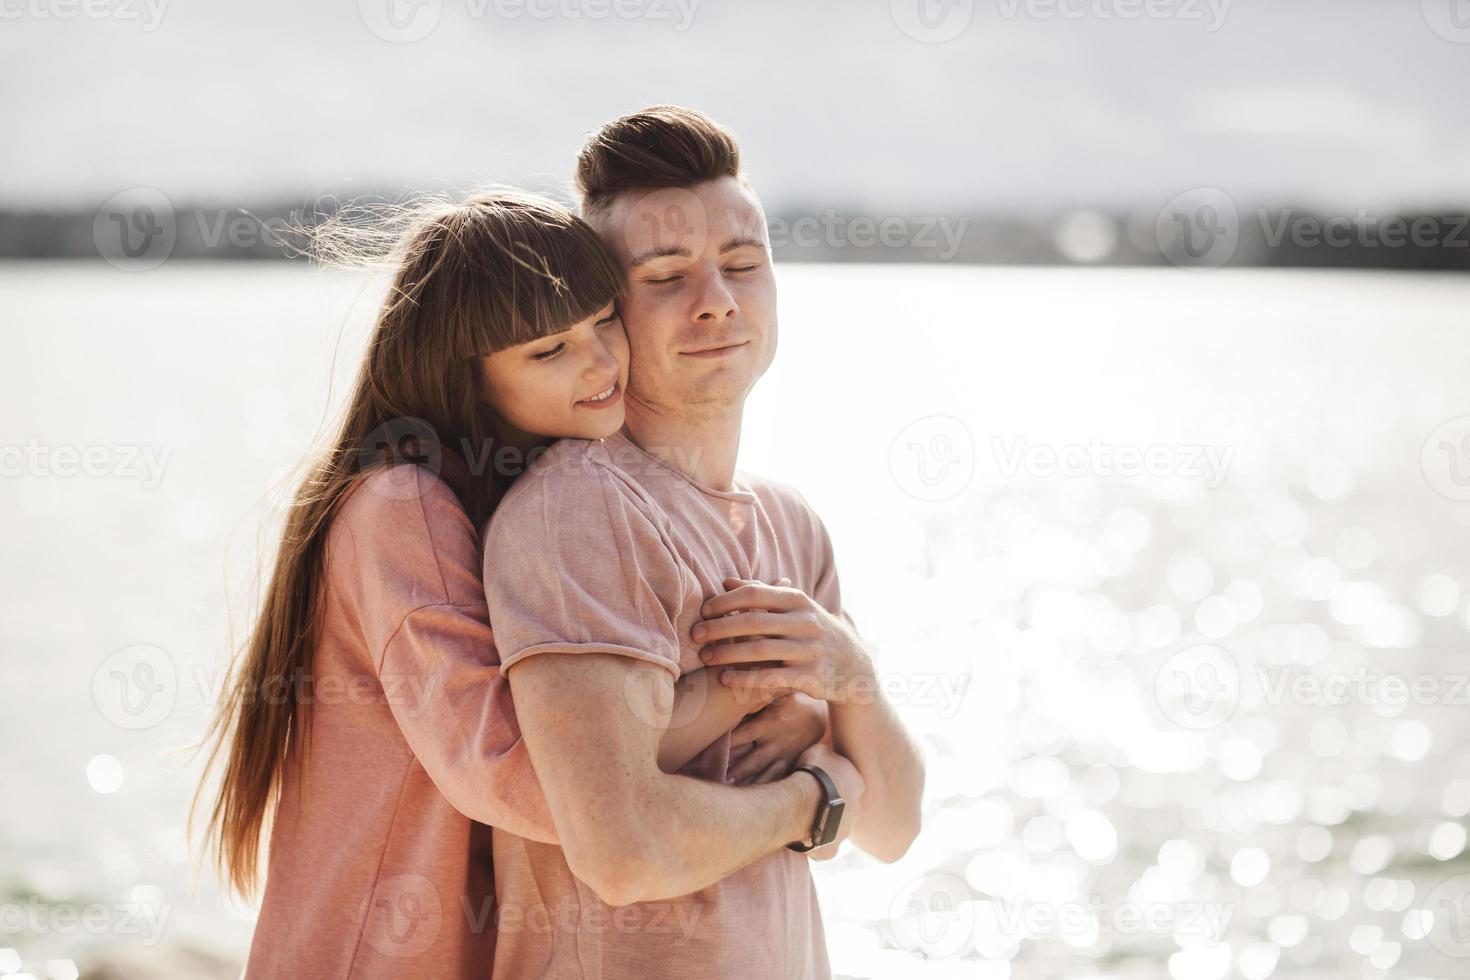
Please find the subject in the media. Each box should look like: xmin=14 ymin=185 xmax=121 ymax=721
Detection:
xmin=726 ymin=694 xmax=829 ymax=784
xmin=793 ymin=743 xmax=864 ymax=861
xmin=694 ymin=577 xmax=875 ymax=704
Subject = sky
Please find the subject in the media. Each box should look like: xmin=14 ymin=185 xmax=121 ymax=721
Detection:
xmin=4 ymin=0 xmax=1469 ymax=213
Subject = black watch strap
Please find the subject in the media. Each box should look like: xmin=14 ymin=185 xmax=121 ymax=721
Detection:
xmin=786 ymin=763 xmax=846 ymax=852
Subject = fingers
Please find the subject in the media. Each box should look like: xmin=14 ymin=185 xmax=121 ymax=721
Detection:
xmin=728 ymin=742 xmax=777 ymax=783
xmin=691 ymin=610 xmax=806 ymax=645
xmin=721 ymin=666 xmax=810 ymax=698
xmin=753 ymin=758 xmax=789 ymax=784
xmin=701 ymin=638 xmax=805 ymax=668
xmin=701 ymin=580 xmax=804 ymax=618
xmin=728 ymin=714 xmax=770 ymax=748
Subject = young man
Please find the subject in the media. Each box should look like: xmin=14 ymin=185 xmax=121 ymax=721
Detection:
xmin=483 ymin=106 xmax=925 ymax=978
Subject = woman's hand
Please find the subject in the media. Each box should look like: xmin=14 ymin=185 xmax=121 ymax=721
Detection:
xmin=694 ymin=577 xmax=876 ymax=704
xmin=725 ymin=693 xmax=829 ymax=784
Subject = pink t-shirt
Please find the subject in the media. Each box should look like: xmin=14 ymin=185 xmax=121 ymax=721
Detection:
xmin=483 ymin=429 xmax=845 ymax=980
xmin=245 ymin=463 xmax=555 ymax=979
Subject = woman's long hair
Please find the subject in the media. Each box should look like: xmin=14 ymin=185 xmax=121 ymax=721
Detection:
xmin=194 ymin=190 xmax=621 ymax=897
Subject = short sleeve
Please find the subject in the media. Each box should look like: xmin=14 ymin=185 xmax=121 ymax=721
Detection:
xmin=484 ymin=462 xmax=688 ymax=681
xmin=326 ymin=464 xmax=557 ymax=842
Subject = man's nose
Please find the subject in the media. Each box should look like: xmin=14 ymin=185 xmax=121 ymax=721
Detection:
xmin=694 ymin=268 xmax=739 ymax=321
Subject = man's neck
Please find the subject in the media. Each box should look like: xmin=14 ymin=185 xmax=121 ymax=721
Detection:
xmin=623 ymin=400 xmax=743 ymax=491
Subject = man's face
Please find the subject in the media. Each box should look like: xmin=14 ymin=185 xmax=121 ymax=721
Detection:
xmin=597 ymin=177 xmax=777 ymax=421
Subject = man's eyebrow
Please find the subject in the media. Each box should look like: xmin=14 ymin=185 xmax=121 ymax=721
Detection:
xmin=720 ymin=237 xmax=767 ymax=254
xmin=629 ymin=245 xmax=691 ymax=268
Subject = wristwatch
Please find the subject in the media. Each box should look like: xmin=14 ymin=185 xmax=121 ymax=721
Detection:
xmin=786 ymin=764 xmax=846 ymax=852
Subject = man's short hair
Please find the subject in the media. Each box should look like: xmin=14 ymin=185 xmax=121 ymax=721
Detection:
xmin=575 ymin=105 xmax=742 ymax=218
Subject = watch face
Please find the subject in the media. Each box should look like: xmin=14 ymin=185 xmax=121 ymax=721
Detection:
xmin=816 ymin=799 xmax=846 ymax=847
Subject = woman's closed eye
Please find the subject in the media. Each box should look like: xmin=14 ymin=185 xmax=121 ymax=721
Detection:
xmin=531 ymin=342 xmax=565 ymax=361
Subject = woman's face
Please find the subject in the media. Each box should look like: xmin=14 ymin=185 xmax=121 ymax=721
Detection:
xmin=479 ymin=302 xmax=629 ymax=442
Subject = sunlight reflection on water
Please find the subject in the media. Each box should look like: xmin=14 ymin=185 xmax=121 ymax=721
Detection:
xmin=3 ymin=263 xmax=1469 ymax=978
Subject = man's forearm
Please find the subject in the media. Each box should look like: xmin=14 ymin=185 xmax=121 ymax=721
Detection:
xmin=507 ymin=652 xmax=823 ymax=908
xmin=830 ymin=689 xmax=924 ymax=862
xmin=626 ymin=767 xmax=820 ymax=902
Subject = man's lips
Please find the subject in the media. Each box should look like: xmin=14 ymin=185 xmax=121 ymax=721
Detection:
xmin=680 ymin=341 xmax=750 ymax=358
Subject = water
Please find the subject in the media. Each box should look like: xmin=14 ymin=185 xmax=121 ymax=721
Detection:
xmin=3 ymin=262 xmax=1470 ymax=979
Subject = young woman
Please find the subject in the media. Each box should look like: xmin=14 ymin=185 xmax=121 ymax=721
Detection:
xmin=195 ymin=191 xmax=827 ymax=978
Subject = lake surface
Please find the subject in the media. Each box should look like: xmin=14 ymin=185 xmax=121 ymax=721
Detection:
xmin=3 ymin=262 xmax=1470 ymax=979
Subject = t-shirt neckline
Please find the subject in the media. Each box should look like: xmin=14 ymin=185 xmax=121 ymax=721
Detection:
xmin=608 ymin=427 xmax=758 ymax=503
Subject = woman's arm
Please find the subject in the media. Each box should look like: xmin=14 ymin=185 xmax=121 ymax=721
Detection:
xmin=656 ymin=666 xmax=771 ymax=772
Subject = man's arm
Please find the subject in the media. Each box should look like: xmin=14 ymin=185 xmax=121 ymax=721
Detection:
xmin=698 ymin=579 xmax=925 ymax=863
xmin=825 ymin=682 xmax=924 ymax=862
xmin=507 ymin=650 xmax=864 ymax=906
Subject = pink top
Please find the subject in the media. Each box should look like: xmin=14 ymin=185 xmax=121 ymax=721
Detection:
xmin=482 ymin=430 xmax=845 ymax=979
xmin=245 ymin=463 xmax=554 ymax=979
